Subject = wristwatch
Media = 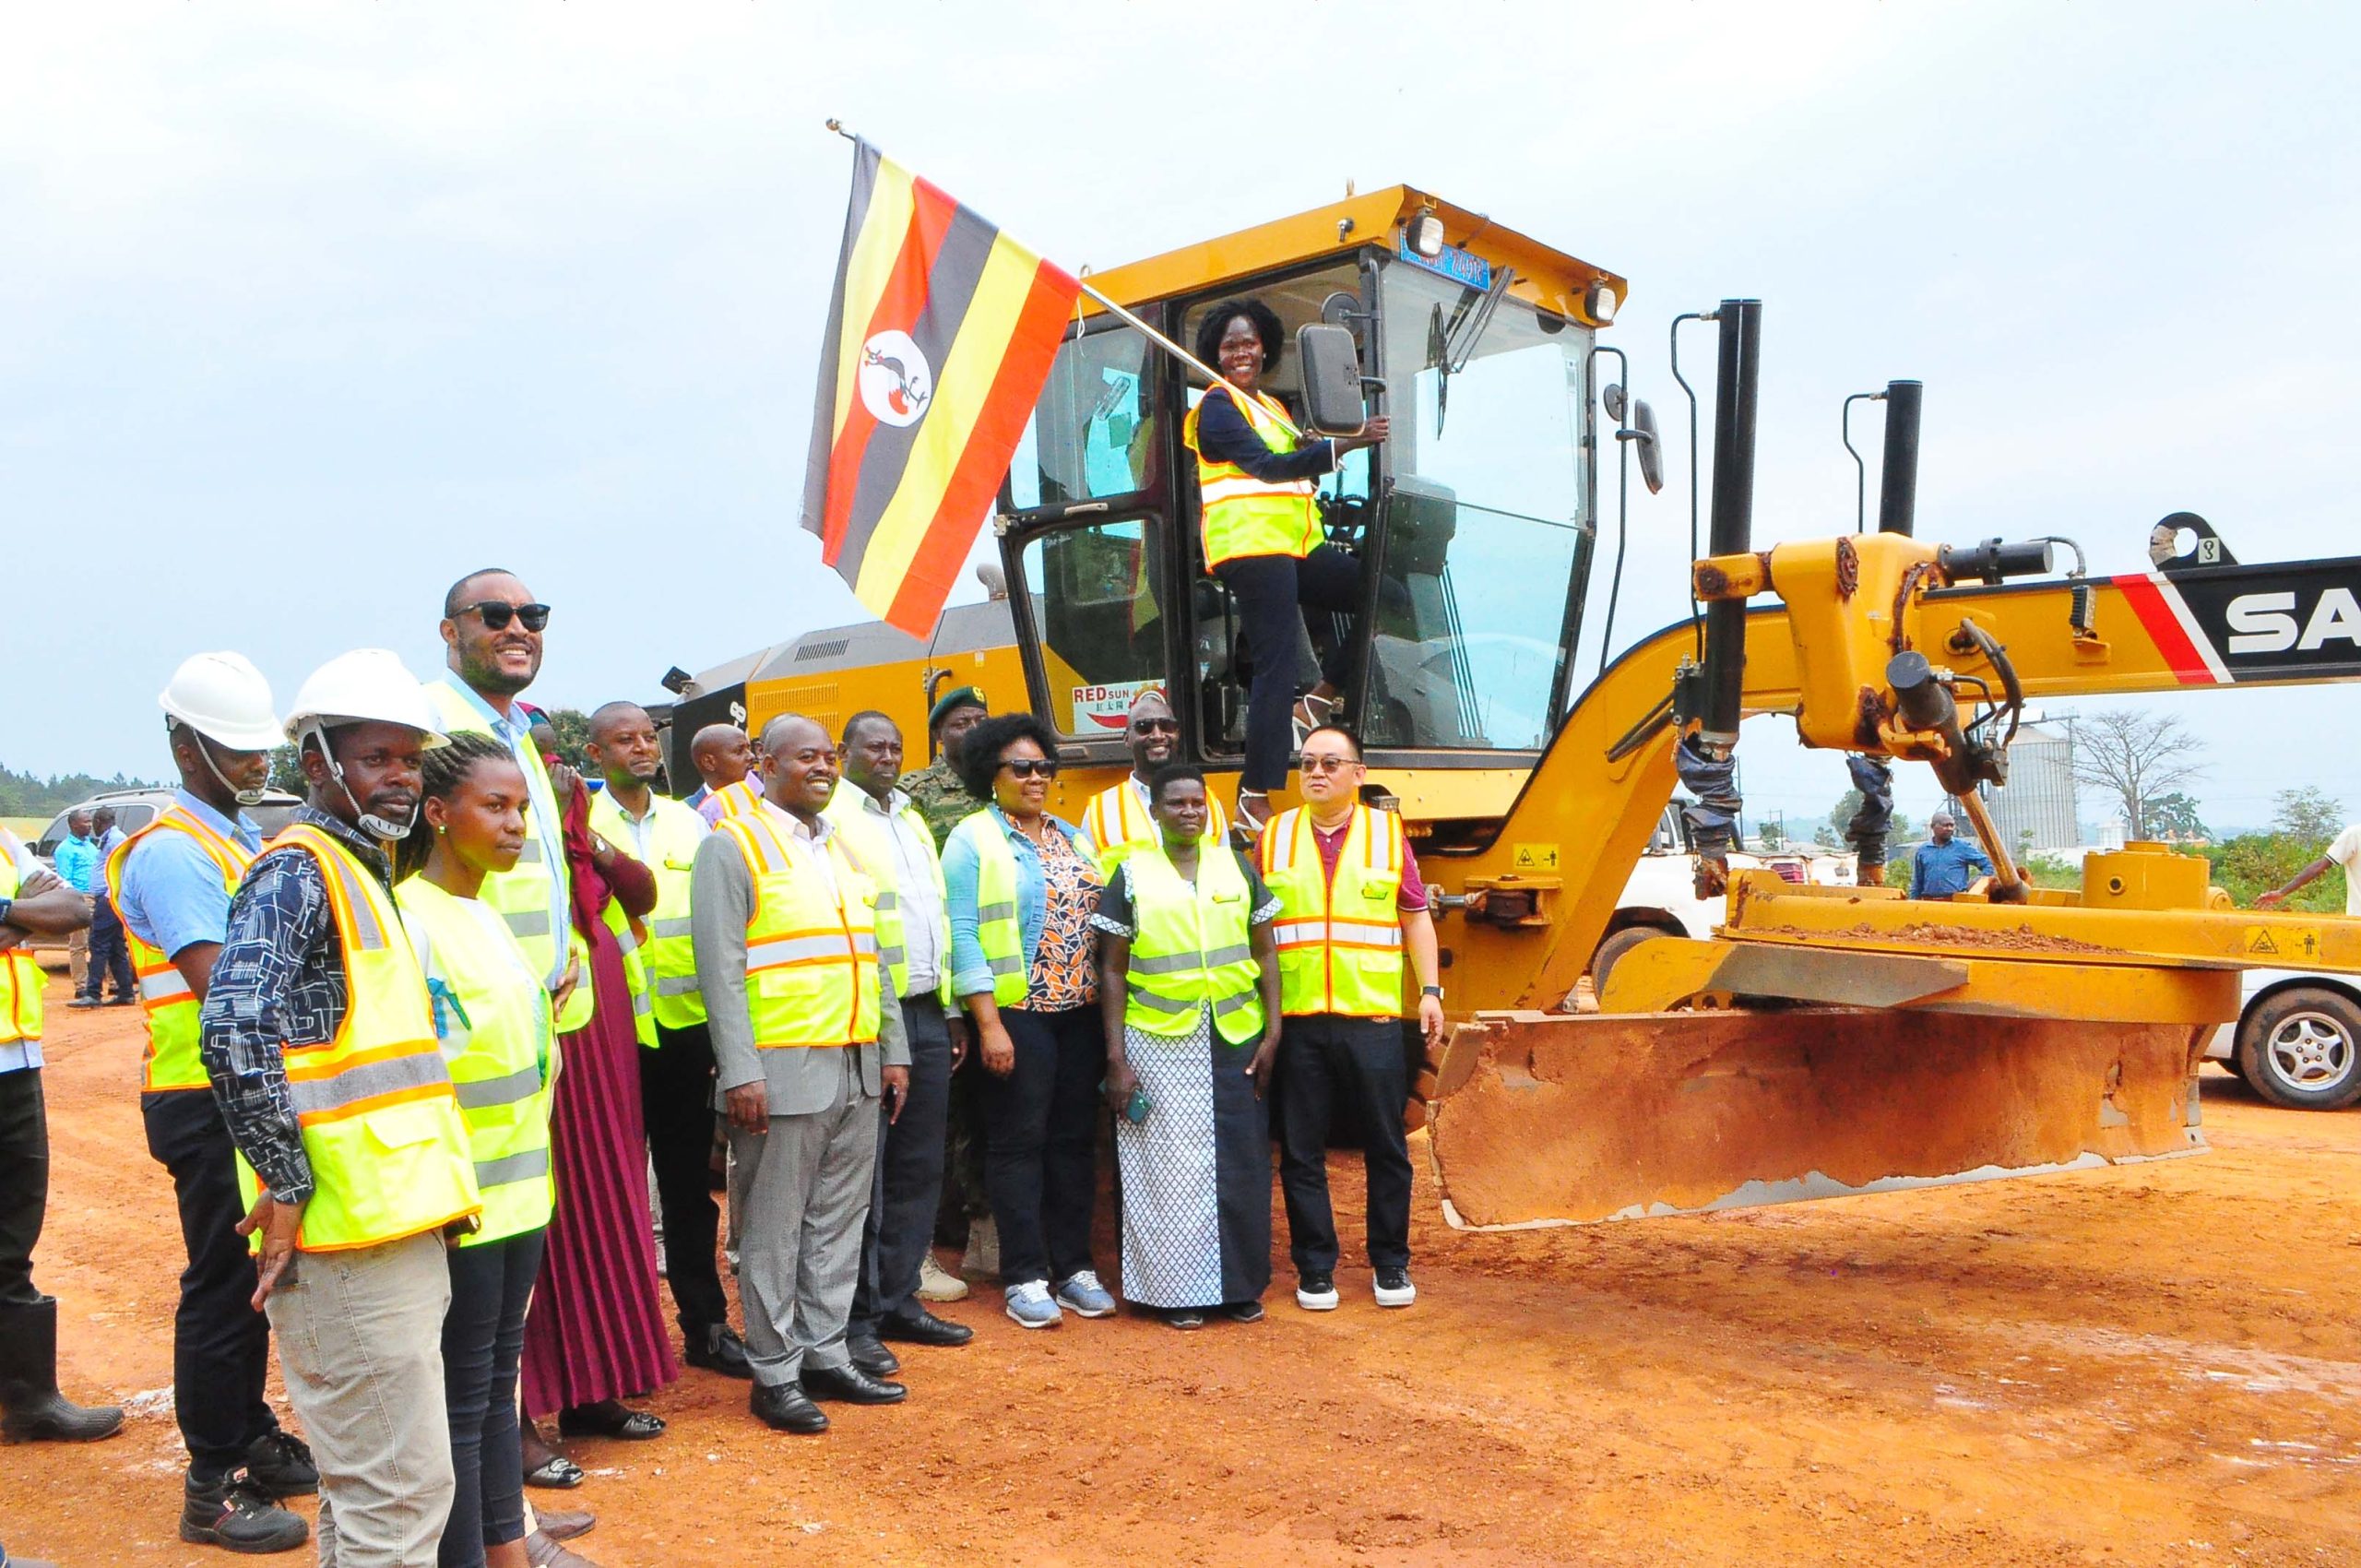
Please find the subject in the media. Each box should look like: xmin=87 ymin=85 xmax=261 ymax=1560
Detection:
xmin=1420 ymin=984 xmax=1444 ymax=999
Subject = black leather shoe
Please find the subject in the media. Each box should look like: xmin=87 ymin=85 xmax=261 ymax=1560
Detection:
xmin=801 ymin=1362 xmax=907 ymax=1406
xmin=750 ymin=1382 xmax=828 ymax=1434
xmin=877 ymin=1306 xmax=974 ymax=1348
xmin=244 ymin=1429 xmax=318 ymax=1496
xmin=181 ymin=1466 xmax=309 ymax=1554
xmin=683 ymin=1322 xmax=753 ymax=1380
xmin=847 ymin=1334 xmax=900 ymax=1377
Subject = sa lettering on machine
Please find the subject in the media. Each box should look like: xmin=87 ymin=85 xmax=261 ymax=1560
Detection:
xmin=2225 ymin=587 xmax=2361 ymax=654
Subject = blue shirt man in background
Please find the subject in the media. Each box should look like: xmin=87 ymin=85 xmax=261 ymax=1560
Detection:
xmin=51 ymin=812 xmax=99 ymax=894
xmin=1908 ymin=811 xmax=1996 ymax=900
xmin=72 ymin=809 xmax=135 ymax=1006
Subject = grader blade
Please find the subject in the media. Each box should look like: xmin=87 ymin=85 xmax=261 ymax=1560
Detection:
xmin=1423 ymin=1008 xmax=2206 ymax=1229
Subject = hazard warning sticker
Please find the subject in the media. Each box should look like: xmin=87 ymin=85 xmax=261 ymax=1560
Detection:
xmin=1512 ymin=842 xmax=1561 ymax=872
xmin=2241 ymin=925 xmax=2324 ymax=962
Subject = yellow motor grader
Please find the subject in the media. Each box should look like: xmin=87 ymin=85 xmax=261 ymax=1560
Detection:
xmin=746 ymin=184 xmax=2361 ymax=1226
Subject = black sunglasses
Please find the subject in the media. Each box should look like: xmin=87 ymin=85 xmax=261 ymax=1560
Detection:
xmin=1130 ymin=717 xmax=1180 ymax=735
xmin=458 ymin=600 xmax=552 ymax=633
xmin=1001 ymin=757 xmax=1061 ymax=779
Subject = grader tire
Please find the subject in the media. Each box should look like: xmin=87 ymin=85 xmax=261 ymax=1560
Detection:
xmin=1591 ymin=925 xmax=1674 ymax=1001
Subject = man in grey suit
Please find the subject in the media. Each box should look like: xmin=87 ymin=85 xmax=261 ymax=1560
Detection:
xmin=691 ymin=714 xmax=912 ymax=1434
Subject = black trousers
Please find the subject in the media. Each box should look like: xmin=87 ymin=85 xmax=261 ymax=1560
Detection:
xmin=441 ymin=1228 xmax=543 ymax=1567
xmin=1216 ymin=544 xmax=1366 ymax=791
xmin=1276 ymin=1014 xmax=1413 ymax=1275
xmin=82 ymin=898 xmax=133 ymax=1003
xmin=143 ymin=1089 xmax=280 ymax=1478
xmin=979 ymin=1005 xmax=1104 ymax=1288
xmin=849 ymin=1002 xmax=953 ymax=1335
xmin=640 ymin=1020 xmax=728 ymax=1333
xmin=0 ymin=1067 xmax=45 ymax=1309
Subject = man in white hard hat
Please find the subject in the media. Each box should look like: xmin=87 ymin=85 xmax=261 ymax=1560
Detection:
xmin=110 ymin=653 xmax=315 ymax=1553
xmin=199 ymin=649 xmax=482 ymax=1568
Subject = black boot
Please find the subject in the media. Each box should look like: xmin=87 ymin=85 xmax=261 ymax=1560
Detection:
xmin=0 ymin=1300 xmax=124 ymax=1444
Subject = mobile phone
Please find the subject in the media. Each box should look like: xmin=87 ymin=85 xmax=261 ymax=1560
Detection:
xmin=1122 ymin=1087 xmax=1152 ymax=1125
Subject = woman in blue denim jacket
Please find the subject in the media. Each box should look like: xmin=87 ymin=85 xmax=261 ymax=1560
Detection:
xmin=939 ymin=714 xmax=1115 ymax=1330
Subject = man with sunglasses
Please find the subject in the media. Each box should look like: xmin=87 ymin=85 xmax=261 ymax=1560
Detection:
xmin=1256 ymin=725 xmax=1445 ymax=1314
xmin=421 ymin=571 xmax=576 ymax=1016
xmin=1077 ymin=690 xmax=1230 ymax=876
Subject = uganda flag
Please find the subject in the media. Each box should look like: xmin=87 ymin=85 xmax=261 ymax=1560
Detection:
xmin=801 ymin=139 xmax=1081 ymax=636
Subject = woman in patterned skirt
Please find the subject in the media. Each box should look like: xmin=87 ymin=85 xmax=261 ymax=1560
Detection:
xmin=1093 ymin=765 xmax=1283 ymax=1329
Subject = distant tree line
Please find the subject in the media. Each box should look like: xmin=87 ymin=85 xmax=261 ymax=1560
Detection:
xmin=0 ymin=761 xmax=162 ymax=818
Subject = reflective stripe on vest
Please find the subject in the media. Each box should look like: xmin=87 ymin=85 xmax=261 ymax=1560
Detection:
xmin=601 ymin=897 xmax=658 ymax=1048
xmin=396 ymin=875 xmax=556 ymax=1246
xmin=235 ymin=826 xmax=481 ymax=1253
xmin=1122 ymin=843 xmax=1265 ymax=1045
xmin=709 ymin=777 xmax=762 ymax=821
xmin=1257 ymin=805 xmax=1407 ymax=1018
xmin=105 ymin=806 xmax=256 ymax=1090
xmin=589 ymin=791 xmax=709 ymax=1031
xmin=824 ymin=783 xmax=953 ymax=1006
xmin=1182 ymin=381 xmax=1321 ymax=568
xmin=950 ymin=811 xmax=1029 ymax=1008
xmin=0 ymin=854 xmax=41 ymax=1046
xmin=718 ymin=811 xmax=882 ymax=1050
xmin=419 ymin=682 xmax=571 ymax=991
xmin=1080 ymin=780 xmax=1232 ymax=880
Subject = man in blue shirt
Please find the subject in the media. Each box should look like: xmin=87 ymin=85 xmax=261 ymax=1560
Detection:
xmin=1908 ymin=811 xmax=1997 ymax=900
xmin=116 ymin=651 xmax=316 ymax=1553
xmin=50 ymin=812 xmax=97 ymax=996
xmin=74 ymin=808 xmax=134 ymax=1007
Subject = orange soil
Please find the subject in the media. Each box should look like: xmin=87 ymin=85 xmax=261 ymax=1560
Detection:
xmin=6 ymin=968 xmax=2359 ymax=1567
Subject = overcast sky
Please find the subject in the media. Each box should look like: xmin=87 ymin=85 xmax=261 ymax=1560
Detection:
xmin=6 ymin=3 xmax=2356 ymax=834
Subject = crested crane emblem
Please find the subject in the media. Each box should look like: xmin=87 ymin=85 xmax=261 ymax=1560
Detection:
xmin=859 ymin=329 xmax=932 ymax=428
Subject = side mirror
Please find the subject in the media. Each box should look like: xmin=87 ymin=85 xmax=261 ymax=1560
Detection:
xmin=1297 ymin=323 xmax=1369 ymax=437
xmin=1631 ymin=399 xmax=1665 ymax=494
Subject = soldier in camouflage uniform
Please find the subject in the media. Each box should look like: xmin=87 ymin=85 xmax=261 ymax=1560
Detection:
xmin=905 ymin=685 xmax=990 ymax=847
xmin=903 ymin=685 xmax=1000 ymax=1291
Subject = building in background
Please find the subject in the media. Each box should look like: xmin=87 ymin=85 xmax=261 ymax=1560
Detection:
xmin=1952 ymin=720 xmax=2080 ymax=855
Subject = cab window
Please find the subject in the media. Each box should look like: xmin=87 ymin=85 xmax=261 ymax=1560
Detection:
xmin=1005 ymin=321 xmax=1157 ymax=511
xmin=1017 ymin=517 xmax=1171 ymax=737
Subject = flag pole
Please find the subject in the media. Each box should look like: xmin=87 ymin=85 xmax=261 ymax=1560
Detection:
xmin=1076 ymin=282 xmax=1302 ymax=437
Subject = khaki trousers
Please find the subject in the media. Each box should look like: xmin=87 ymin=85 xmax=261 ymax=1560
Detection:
xmin=65 ymin=927 xmax=87 ymax=990
xmin=265 ymin=1229 xmax=454 ymax=1567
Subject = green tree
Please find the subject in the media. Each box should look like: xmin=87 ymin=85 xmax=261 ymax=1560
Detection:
xmin=2208 ymin=832 xmax=2346 ymax=912
xmin=2142 ymin=790 xmax=2209 ymax=842
xmin=539 ymin=707 xmax=592 ymax=772
xmin=0 ymin=762 xmax=162 ymax=817
xmin=1757 ymin=819 xmax=1786 ymax=850
xmin=2272 ymin=785 xmax=2345 ymax=847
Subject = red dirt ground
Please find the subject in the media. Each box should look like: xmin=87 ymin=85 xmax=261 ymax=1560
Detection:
xmin=6 ymin=968 xmax=2359 ymax=1567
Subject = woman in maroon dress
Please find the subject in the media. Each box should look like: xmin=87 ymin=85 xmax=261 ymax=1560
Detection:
xmin=519 ymin=740 xmax=678 ymax=1485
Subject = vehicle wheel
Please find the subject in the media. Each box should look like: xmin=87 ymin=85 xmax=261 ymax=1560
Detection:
xmin=1590 ymin=925 xmax=1672 ymax=1003
xmin=2235 ymin=987 xmax=2361 ymax=1111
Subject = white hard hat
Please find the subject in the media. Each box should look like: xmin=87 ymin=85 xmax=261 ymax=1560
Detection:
xmin=158 ymin=651 xmax=283 ymax=752
xmin=283 ymin=649 xmax=449 ymax=748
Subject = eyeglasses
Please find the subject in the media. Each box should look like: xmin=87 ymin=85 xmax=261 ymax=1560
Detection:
xmin=1299 ymin=754 xmax=1359 ymax=774
xmin=1000 ymin=757 xmax=1061 ymax=779
xmin=1130 ymin=718 xmax=1180 ymax=735
xmin=458 ymin=601 xmax=552 ymax=633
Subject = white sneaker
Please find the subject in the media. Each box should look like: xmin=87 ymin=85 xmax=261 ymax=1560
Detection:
xmin=1004 ymin=1279 xmax=1062 ymax=1330
xmin=1296 ymin=1272 xmax=1340 ymax=1312
xmin=1053 ymin=1269 xmax=1117 ymax=1318
xmin=917 ymin=1254 xmax=970 ymax=1303
xmin=1373 ymin=1266 xmax=1417 ymax=1308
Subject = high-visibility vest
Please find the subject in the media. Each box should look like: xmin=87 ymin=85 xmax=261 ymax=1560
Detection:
xmin=946 ymin=810 xmax=1031 ymax=1009
xmin=396 ymin=876 xmax=557 ymax=1246
xmin=0 ymin=853 xmax=42 ymax=1048
xmin=105 ymin=806 xmax=256 ymax=1091
xmin=708 ymin=777 xmax=762 ymax=822
xmin=1182 ymin=381 xmax=1321 ymax=568
xmin=823 ymin=782 xmax=952 ymax=1006
xmin=1258 ymin=804 xmax=1407 ymax=1018
xmin=234 ymin=824 xmax=481 ymax=1253
xmin=418 ymin=682 xmax=574 ymax=995
xmin=713 ymin=809 xmax=882 ymax=1050
xmin=1122 ymin=842 xmax=1264 ymax=1045
xmin=589 ymin=790 xmax=707 ymax=1031
xmin=1079 ymin=778 xmax=1231 ymax=880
